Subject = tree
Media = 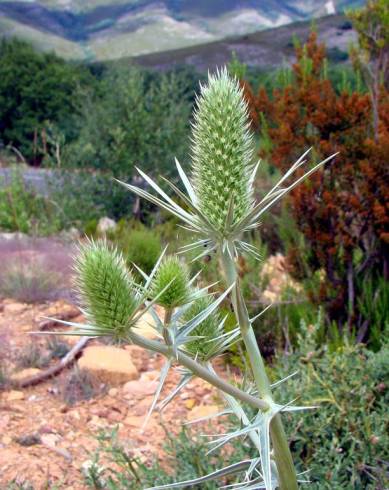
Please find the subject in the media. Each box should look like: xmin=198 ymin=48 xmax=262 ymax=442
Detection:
xmin=348 ymin=0 xmax=389 ymax=139
xmin=0 ymin=38 xmax=90 ymax=164
xmin=64 ymin=65 xmax=191 ymax=179
xmin=242 ymin=31 xmax=388 ymax=344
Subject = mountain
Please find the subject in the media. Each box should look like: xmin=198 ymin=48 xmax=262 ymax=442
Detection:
xmin=0 ymin=0 xmax=364 ymax=61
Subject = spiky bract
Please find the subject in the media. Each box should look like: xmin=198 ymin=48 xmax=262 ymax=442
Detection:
xmin=191 ymin=68 xmax=254 ymax=233
xmin=182 ymin=296 xmax=223 ymax=361
xmin=74 ymin=240 xmax=138 ymax=340
xmin=150 ymin=256 xmax=190 ymax=309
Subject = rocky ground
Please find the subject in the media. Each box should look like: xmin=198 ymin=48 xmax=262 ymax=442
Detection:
xmin=0 ymin=299 xmax=225 ymax=489
xmin=0 ymin=234 xmax=300 ymax=489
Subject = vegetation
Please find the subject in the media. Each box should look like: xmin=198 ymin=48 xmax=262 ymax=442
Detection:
xmin=85 ymin=338 xmax=389 ymax=489
xmin=240 ymin=22 xmax=388 ymax=347
xmin=1 ymin=2 xmax=388 ymax=488
xmin=0 ymin=257 xmax=61 ymax=303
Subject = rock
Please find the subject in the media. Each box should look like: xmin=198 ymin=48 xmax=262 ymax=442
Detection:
xmin=41 ymin=433 xmax=61 ymax=447
xmin=133 ymin=311 xmax=159 ymax=339
xmin=108 ymin=388 xmax=118 ymax=397
xmin=78 ymin=345 xmax=139 ymax=385
xmin=3 ymin=302 xmax=27 ymax=314
xmin=97 ymin=217 xmax=116 ymax=236
xmin=5 ymin=390 xmax=25 ymax=401
xmin=10 ymin=368 xmax=41 ymax=383
xmin=186 ymin=404 xmax=220 ymax=422
xmin=185 ymin=399 xmax=196 ymax=409
xmin=0 ymin=232 xmax=28 ymax=241
xmin=2 ymin=435 xmax=12 ymax=445
xmin=122 ymin=373 xmax=158 ymax=397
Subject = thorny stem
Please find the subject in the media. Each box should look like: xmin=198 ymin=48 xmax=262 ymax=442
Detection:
xmin=220 ymin=245 xmax=298 ymax=490
xmin=128 ymin=330 xmax=269 ymax=412
xmin=163 ymin=308 xmax=173 ymax=346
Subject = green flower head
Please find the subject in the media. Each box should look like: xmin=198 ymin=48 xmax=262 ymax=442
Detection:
xmin=150 ymin=256 xmax=191 ymax=309
xmin=191 ymin=68 xmax=255 ymax=233
xmin=123 ymin=68 xmax=336 ymax=259
xmin=74 ymin=239 xmax=138 ymax=340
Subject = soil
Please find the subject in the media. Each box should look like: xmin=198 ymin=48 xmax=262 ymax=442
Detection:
xmin=0 ymin=298 xmax=227 ymax=489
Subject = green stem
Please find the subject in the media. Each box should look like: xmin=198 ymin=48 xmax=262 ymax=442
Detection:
xmin=220 ymin=246 xmax=298 ymax=490
xmin=128 ymin=330 xmax=269 ymax=412
xmin=163 ymin=308 xmax=173 ymax=346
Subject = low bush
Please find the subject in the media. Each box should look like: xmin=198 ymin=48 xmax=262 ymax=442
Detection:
xmin=0 ymin=169 xmax=61 ymax=235
xmin=0 ymin=259 xmax=61 ymax=303
xmin=272 ymin=325 xmax=389 ymax=489
xmin=84 ymin=426 xmax=248 ymax=489
xmin=113 ymin=223 xmax=163 ymax=276
xmin=60 ymin=367 xmax=105 ymax=406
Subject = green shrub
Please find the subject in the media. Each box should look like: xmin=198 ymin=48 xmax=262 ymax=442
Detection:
xmin=0 ymin=169 xmax=61 ymax=235
xmin=115 ymin=224 xmax=162 ymax=276
xmin=85 ymin=426 xmax=248 ymax=489
xmin=271 ymin=334 xmax=389 ymax=489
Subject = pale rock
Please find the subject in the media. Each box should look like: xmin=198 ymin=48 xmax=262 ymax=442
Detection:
xmin=78 ymin=345 xmax=138 ymax=385
xmin=41 ymin=433 xmax=61 ymax=447
xmin=123 ymin=372 xmax=158 ymax=397
xmin=2 ymin=435 xmax=12 ymax=445
xmin=186 ymin=404 xmax=220 ymax=422
xmin=4 ymin=302 xmax=27 ymax=314
xmin=5 ymin=390 xmax=25 ymax=401
xmin=0 ymin=232 xmax=27 ymax=241
xmin=97 ymin=217 xmax=117 ymax=235
xmin=11 ymin=368 xmax=41 ymax=383
xmin=108 ymin=388 xmax=118 ymax=397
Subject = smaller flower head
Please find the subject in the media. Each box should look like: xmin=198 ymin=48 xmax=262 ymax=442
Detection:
xmin=150 ymin=256 xmax=191 ymax=309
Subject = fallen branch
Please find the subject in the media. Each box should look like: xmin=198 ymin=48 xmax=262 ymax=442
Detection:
xmin=13 ymin=336 xmax=89 ymax=388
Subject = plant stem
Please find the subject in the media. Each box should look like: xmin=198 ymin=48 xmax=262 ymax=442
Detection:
xmin=128 ymin=330 xmax=269 ymax=412
xmin=163 ymin=308 xmax=173 ymax=345
xmin=220 ymin=246 xmax=298 ymax=490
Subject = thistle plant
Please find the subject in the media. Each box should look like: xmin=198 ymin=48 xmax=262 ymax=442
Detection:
xmin=43 ymin=69 xmax=336 ymax=489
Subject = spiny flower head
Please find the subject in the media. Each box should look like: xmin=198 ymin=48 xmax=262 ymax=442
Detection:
xmin=182 ymin=296 xmax=223 ymax=361
xmin=74 ymin=239 xmax=138 ymax=340
xmin=191 ymin=68 xmax=255 ymax=234
xmin=150 ymin=256 xmax=191 ymax=309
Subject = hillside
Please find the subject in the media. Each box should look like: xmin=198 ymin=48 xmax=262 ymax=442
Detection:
xmin=132 ymin=13 xmax=356 ymax=71
xmin=0 ymin=0 xmax=364 ymax=61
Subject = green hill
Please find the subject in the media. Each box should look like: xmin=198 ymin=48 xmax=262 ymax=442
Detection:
xmin=0 ymin=0 xmax=363 ymax=61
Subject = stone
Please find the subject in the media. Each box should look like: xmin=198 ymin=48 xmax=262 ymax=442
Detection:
xmin=0 ymin=232 xmax=28 ymax=241
xmin=97 ymin=217 xmax=116 ymax=236
xmin=2 ymin=435 xmax=12 ymax=445
xmin=133 ymin=311 xmax=159 ymax=339
xmin=10 ymin=368 xmax=41 ymax=383
xmin=108 ymin=388 xmax=118 ymax=397
xmin=5 ymin=390 xmax=25 ymax=402
xmin=185 ymin=399 xmax=196 ymax=409
xmin=122 ymin=374 xmax=158 ymax=397
xmin=4 ymin=302 xmax=27 ymax=314
xmin=186 ymin=404 xmax=220 ymax=422
xmin=41 ymin=433 xmax=61 ymax=447
xmin=78 ymin=345 xmax=139 ymax=385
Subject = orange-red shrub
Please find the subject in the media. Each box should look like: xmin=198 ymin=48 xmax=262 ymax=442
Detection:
xmin=244 ymin=32 xmax=389 ymax=336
